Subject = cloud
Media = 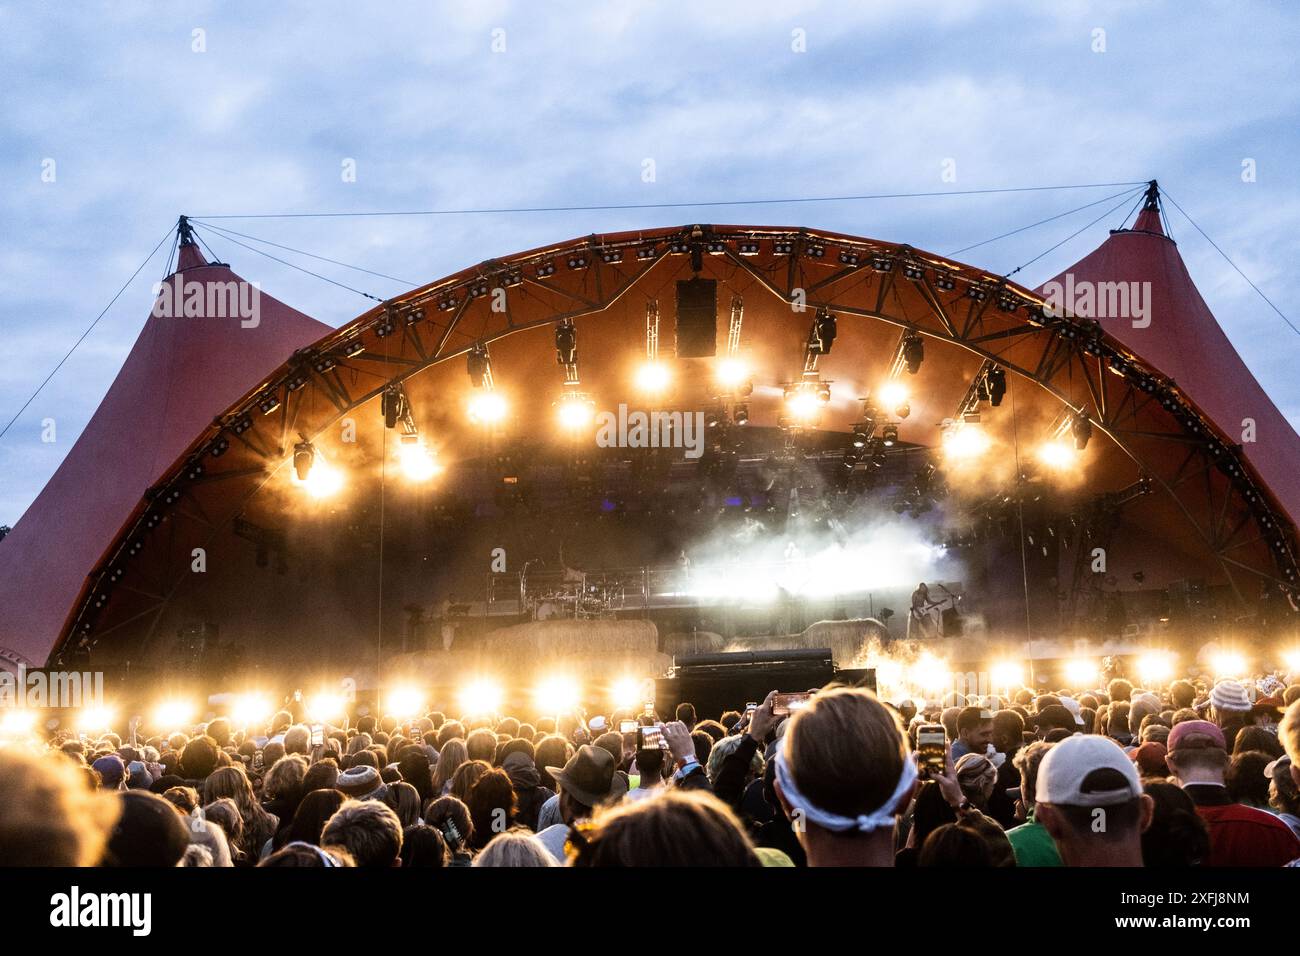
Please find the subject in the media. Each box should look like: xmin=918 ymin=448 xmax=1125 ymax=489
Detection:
xmin=2 ymin=0 xmax=1299 ymax=520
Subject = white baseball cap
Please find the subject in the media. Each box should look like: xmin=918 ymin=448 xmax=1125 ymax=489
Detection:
xmin=1037 ymin=735 xmax=1142 ymax=807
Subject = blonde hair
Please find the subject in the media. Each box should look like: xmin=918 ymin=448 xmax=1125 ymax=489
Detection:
xmin=1280 ymin=700 xmax=1300 ymax=763
xmin=0 ymin=749 xmax=120 ymax=865
xmin=263 ymin=754 xmax=308 ymax=801
xmin=784 ymin=686 xmax=909 ymax=820
xmin=471 ymin=828 xmax=558 ymax=867
xmin=431 ymin=739 xmax=467 ymax=793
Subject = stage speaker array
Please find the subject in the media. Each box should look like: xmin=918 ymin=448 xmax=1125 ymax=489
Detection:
xmin=675 ymin=278 xmax=718 ymax=357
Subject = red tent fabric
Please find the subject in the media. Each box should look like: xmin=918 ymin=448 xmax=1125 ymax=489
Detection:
xmin=0 ymin=240 xmax=331 ymax=668
xmin=1037 ymin=205 xmax=1300 ymax=526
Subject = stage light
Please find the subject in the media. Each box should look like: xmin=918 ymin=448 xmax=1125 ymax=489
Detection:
xmin=468 ymin=390 xmax=508 ymax=425
xmin=881 ymin=423 xmax=899 ymax=447
xmin=306 ymin=692 xmax=346 ymax=723
xmin=1063 ymin=659 xmax=1098 ymax=688
xmin=385 ymin=686 xmax=425 ymax=719
xmin=1072 ymin=414 xmax=1093 ymax=451
xmin=467 ymin=392 xmax=506 ymax=426
xmin=467 ymin=345 xmax=490 ymax=386
xmin=76 ymin=706 xmax=116 ymax=733
xmin=398 ymin=437 xmax=441 ymax=482
xmin=990 ymin=661 xmax=1024 ymax=691
xmin=1037 ymin=440 xmax=1077 ymax=471
xmin=878 ymin=381 xmax=909 ymax=414
xmin=986 ymin=366 xmax=1006 ymax=406
xmin=902 ymin=334 xmax=924 ymax=374
xmin=611 ymin=677 xmax=642 ymax=710
xmin=910 ymin=654 xmax=949 ymax=694
xmin=734 ymin=403 xmax=749 ymax=426
xmin=535 ymin=676 xmax=580 ymax=715
xmin=635 ymin=361 xmax=671 ymax=394
xmin=292 ymin=445 xmax=344 ymax=498
xmin=554 ymin=324 xmax=577 ymax=365
xmin=1136 ymin=652 xmax=1176 ymax=685
xmin=293 ymin=441 xmax=314 ymax=481
xmin=1211 ymin=651 xmax=1247 ymax=678
xmin=458 ymin=680 xmax=503 ymax=717
xmin=811 ymin=309 xmax=837 ymax=354
xmin=154 ymin=700 xmax=194 ymax=732
xmin=556 ymin=392 xmax=595 ymax=431
xmin=231 ymin=694 xmax=272 ymax=728
xmin=784 ymin=387 xmax=821 ymax=425
xmin=941 ymin=423 xmax=990 ymax=461
xmin=1280 ymin=648 xmax=1300 ymax=674
xmin=716 ymin=357 xmax=749 ymax=390
xmin=0 ymin=709 xmax=38 ymax=736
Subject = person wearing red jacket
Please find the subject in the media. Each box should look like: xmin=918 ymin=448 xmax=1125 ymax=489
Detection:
xmin=1165 ymin=719 xmax=1300 ymax=867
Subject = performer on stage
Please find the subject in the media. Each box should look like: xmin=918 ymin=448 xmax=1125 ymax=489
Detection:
xmin=909 ymin=582 xmax=941 ymax=639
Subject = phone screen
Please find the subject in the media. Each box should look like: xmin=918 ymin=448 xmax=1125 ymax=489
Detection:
xmin=310 ymin=724 xmax=324 ymax=747
xmin=637 ymin=724 xmax=665 ymax=752
xmin=772 ymin=692 xmax=812 ymax=716
xmin=916 ymin=723 xmax=946 ymax=776
xmin=619 ymin=719 xmax=638 ymax=734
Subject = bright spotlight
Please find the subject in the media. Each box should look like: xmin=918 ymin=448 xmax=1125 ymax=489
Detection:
xmin=77 ymin=706 xmax=116 ymax=733
xmin=556 ymin=393 xmax=594 ymax=431
xmin=153 ymin=700 xmax=194 ymax=732
xmin=635 ymin=361 xmax=671 ymax=394
xmin=293 ymin=454 xmax=344 ymax=498
xmin=716 ymin=358 xmax=749 ymax=390
xmin=535 ymin=676 xmax=580 ymax=715
xmin=0 ymin=709 xmax=38 ymax=736
xmin=1282 ymin=648 xmax=1300 ymax=675
xmin=468 ymin=391 xmax=508 ymax=425
xmin=784 ymin=387 xmax=822 ymax=424
xmin=941 ymin=424 xmax=990 ymax=460
xmin=398 ymin=438 xmax=441 ymax=482
xmin=1136 ymin=651 xmax=1176 ymax=685
xmin=306 ymin=692 xmax=346 ymax=723
xmin=458 ymin=680 xmax=503 ymax=717
xmin=231 ymin=694 xmax=272 ymax=728
xmin=1063 ymin=659 xmax=1098 ymax=688
xmin=878 ymin=381 xmax=909 ymax=411
xmin=1211 ymin=652 xmax=1247 ymax=679
xmin=1037 ymin=440 xmax=1077 ymax=471
xmin=385 ymin=686 xmax=425 ymax=719
xmin=611 ymin=677 xmax=642 ymax=710
xmin=990 ymin=661 xmax=1024 ymax=691
xmin=910 ymin=654 xmax=950 ymax=693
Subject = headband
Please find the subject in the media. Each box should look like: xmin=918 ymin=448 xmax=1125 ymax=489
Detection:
xmin=774 ymin=746 xmax=916 ymax=833
xmin=285 ymin=841 xmax=342 ymax=867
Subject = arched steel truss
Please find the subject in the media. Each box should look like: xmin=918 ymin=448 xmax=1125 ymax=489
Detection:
xmin=52 ymin=224 xmax=1300 ymax=664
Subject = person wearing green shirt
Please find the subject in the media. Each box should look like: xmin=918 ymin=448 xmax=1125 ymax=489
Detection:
xmin=1005 ymin=740 xmax=1063 ymax=867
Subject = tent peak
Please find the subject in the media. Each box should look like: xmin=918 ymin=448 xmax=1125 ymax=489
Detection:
xmin=1121 ymin=180 xmax=1167 ymax=239
xmin=174 ymin=214 xmax=214 ymax=272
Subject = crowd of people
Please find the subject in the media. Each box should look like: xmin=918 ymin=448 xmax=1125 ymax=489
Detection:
xmin=2 ymin=671 xmax=1300 ymax=868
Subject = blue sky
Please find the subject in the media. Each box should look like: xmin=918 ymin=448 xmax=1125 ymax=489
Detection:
xmin=1 ymin=0 xmax=1297 ymax=524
